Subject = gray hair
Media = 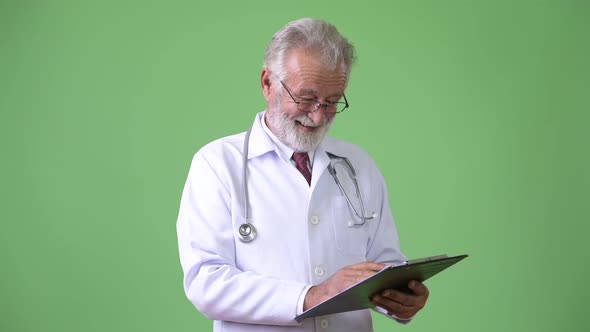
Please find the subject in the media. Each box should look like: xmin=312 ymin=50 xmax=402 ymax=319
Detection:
xmin=263 ymin=18 xmax=356 ymax=84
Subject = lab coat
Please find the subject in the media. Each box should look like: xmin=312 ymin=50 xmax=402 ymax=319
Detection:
xmin=176 ymin=112 xmax=407 ymax=331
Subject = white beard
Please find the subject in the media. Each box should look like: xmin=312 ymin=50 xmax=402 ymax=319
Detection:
xmin=266 ymin=100 xmax=332 ymax=152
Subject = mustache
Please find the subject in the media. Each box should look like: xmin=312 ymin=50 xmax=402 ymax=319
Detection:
xmin=294 ymin=114 xmax=328 ymax=127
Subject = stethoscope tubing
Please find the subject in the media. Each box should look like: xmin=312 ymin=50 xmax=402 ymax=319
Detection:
xmin=238 ymin=127 xmax=375 ymax=243
xmin=238 ymin=128 xmax=256 ymax=242
xmin=327 ymin=158 xmax=376 ymax=225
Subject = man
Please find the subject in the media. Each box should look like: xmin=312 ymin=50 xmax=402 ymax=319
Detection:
xmin=176 ymin=18 xmax=429 ymax=331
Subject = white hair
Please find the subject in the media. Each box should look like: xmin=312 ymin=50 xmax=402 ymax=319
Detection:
xmin=263 ymin=18 xmax=356 ymax=85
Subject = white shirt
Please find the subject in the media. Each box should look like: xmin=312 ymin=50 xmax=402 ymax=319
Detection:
xmin=176 ymin=112 xmax=407 ymax=331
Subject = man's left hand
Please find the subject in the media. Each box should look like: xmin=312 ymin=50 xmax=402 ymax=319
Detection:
xmin=371 ymin=280 xmax=429 ymax=320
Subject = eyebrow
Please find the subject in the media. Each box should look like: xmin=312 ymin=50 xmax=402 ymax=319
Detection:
xmin=297 ymin=88 xmax=317 ymax=96
xmin=296 ymin=88 xmax=342 ymax=99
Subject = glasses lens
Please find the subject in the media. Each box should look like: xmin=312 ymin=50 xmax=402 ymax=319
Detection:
xmin=297 ymin=101 xmax=315 ymax=112
xmin=325 ymin=104 xmax=340 ymax=114
xmin=297 ymin=102 xmax=347 ymax=114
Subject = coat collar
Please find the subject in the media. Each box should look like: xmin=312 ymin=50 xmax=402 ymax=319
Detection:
xmin=246 ymin=112 xmax=333 ymax=188
xmin=245 ymin=112 xmax=277 ymax=160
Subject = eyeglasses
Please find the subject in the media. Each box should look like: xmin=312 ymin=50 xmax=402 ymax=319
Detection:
xmin=280 ymin=81 xmax=349 ymax=114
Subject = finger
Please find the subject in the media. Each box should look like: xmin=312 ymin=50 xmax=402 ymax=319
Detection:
xmin=371 ymin=295 xmax=414 ymax=318
xmin=347 ymin=261 xmax=385 ymax=271
xmin=342 ymin=268 xmax=380 ymax=283
xmin=408 ymin=280 xmax=430 ymax=297
xmin=328 ymin=266 xmax=382 ymax=292
xmin=380 ymin=289 xmax=418 ymax=308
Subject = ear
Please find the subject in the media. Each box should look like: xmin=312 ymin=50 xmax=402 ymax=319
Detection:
xmin=260 ymin=68 xmax=273 ymax=102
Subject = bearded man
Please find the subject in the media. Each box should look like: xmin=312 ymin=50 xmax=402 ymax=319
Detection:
xmin=176 ymin=18 xmax=429 ymax=332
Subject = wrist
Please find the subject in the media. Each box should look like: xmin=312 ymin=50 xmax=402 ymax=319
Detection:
xmin=303 ymin=286 xmax=324 ymax=311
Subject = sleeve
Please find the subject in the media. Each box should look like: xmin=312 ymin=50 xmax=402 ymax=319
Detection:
xmin=176 ymin=151 xmax=307 ymax=326
xmin=373 ymin=306 xmax=414 ymax=324
xmin=363 ymin=161 xmax=413 ymax=324
xmin=364 ymin=161 xmax=406 ymax=266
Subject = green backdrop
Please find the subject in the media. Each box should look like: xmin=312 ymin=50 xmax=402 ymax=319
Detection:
xmin=1 ymin=0 xmax=588 ymax=331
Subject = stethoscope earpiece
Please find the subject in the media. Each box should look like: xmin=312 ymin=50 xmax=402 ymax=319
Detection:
xmin=238 ymin=223 xmax=257 ymax=242
xmin=326 ymin=153 xmax=377 ymax=225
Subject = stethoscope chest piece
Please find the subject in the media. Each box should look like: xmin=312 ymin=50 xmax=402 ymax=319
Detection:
xmin=238 ymin=223 xmax=257 ymax=242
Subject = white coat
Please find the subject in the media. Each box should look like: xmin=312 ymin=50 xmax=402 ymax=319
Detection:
xmin=176 ymin=112 xmax=406 ymax=331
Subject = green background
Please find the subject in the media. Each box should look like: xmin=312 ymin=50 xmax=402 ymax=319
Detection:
xmin=1 ymin=0 xmax=588 ymax=331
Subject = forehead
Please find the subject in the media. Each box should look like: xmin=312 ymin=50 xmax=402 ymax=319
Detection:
xmin=284 ymin=48 xmax=348 ymax=94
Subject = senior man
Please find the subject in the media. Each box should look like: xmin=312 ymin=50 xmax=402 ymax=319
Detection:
xmin=176 ymin=18 xmax=429 ymax=331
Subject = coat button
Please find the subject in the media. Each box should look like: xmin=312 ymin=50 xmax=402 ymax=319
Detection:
xmin=314 ymin=265 xmax=325 ymax=277
xmin=320 ymin=319 xmax=329 ymax=328
xmin=310 ymin=215 xmax=320 ymax=225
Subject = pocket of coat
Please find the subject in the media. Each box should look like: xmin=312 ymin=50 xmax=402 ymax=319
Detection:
xmin=331 ymin=197 xmax=368 ymax=257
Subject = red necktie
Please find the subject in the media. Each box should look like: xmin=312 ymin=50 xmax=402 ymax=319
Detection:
xmin=292 ymin=152 xmax=311 ymax=185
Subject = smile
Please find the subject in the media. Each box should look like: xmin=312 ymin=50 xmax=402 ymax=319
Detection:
xmin=296 ymin=120 xmax=319 ymax=131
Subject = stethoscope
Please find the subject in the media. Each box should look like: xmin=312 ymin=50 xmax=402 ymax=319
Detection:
xmin=238 ymin=127 xmax=377 ymax=243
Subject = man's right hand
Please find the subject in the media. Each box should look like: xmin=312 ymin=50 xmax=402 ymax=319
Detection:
xmin=303 ymin=261 xmax=385 ymax=310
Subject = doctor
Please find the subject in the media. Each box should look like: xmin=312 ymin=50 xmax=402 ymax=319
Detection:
xmin=176 ymin=18 xmax=429 ymax=331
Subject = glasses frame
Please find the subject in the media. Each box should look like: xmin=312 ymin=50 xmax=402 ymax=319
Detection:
xmin=280 ymin=81 xmax=349 ymax=114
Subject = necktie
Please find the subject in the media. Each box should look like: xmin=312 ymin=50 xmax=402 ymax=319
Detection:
xmin=292 ymin=152 xmax=312 ymax=185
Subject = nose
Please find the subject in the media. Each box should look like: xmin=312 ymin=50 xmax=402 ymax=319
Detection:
xmin=307 ymin=106 xmax=327 ymax=126
xmin=307 ymin=103 xmax=329 ymax=126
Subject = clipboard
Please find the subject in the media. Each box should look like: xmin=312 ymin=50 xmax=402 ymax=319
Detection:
xmin=295 ymin=254 xmax=468 ymax=322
